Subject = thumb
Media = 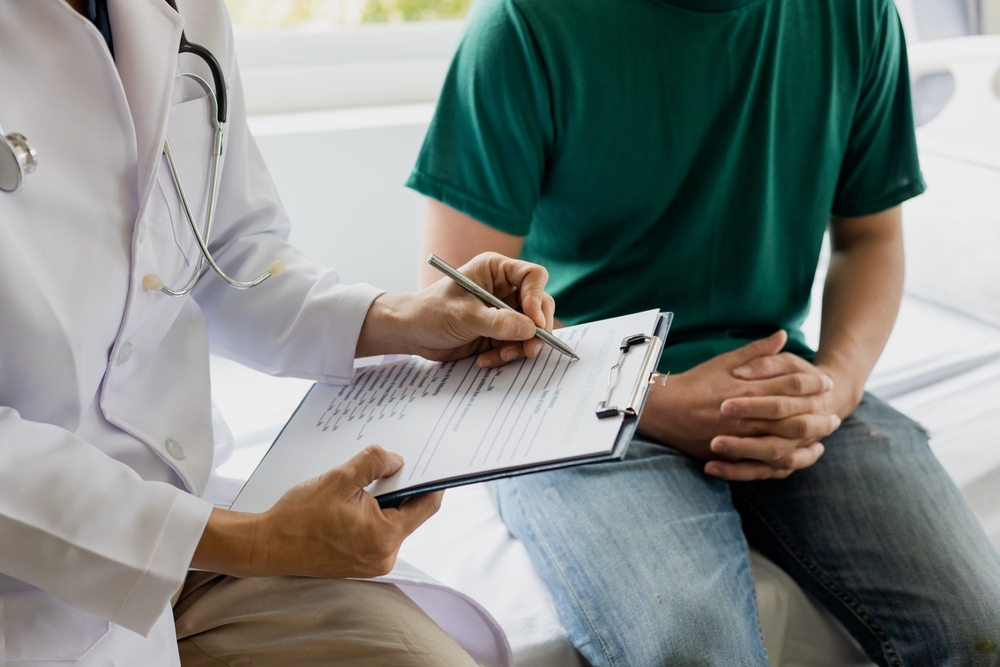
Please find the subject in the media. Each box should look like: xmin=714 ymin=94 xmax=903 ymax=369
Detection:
xmin=474 ymin=307 xmax=537 ymax=342
xmin=724 ymin=330 xmax=788 ymax=366
xmin=341 ymin=445 xmax=404 ymax=489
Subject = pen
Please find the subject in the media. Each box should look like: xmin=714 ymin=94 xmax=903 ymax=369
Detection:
xmin=427 ymin=254 xmax=580 ymax=361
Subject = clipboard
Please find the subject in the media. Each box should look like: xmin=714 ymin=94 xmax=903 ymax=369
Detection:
xmin=374 ymin=312 xmax=673 ymax=506
xmin=230 ymin=310 xmax=674 ymax=513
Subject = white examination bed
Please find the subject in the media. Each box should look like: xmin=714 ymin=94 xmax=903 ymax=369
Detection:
xmin=209 ymin=36 xmax=1000 ymax=667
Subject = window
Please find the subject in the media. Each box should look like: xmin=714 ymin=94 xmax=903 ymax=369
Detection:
xmin=225 ymin=0 xmax=473 ymax=30
xmin=227 ymin=1 xmax=467 ymax=115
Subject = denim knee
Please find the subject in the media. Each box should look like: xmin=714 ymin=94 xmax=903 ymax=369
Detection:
xmin=496 ymin=447 xmax=770 ymax=667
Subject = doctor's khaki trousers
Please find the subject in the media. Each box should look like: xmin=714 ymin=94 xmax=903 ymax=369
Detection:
xmin=173 ymin=573 xmax=478 ymax=666
xmin=498 ymin=393 xmax=1000 ymax=667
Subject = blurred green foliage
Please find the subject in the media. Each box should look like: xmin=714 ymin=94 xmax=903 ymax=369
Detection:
xmin=225 ymin=0 xmax=473 ymax=28
xmin=363 ymin=0 xmax=472 ymax=22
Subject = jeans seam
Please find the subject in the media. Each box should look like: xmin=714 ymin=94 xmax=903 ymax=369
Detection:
xmin=753 ymin=601 xmax=771 ymax=664
xmin=510 ymin=482 xmax=618 ymax=667
xmin=734 ymin=488 xmax=904 ymax=667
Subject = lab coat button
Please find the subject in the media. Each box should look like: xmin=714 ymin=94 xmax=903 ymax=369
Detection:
xmin=115 ymin=343 xmax=133 ymax=366
xmin=165 ymin=439 xmax=185 ymax=460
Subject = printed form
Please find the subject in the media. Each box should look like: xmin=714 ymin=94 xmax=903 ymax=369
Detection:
xmin=232 ymin=309 xmax=661 ymax=512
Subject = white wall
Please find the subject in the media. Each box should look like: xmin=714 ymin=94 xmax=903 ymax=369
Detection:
xmin=251 ymin=109 xmax=433 ymax=293
xmin=237 ymin=22 xmax=459 ymax=292
xmin=985 ymin=0 xmax=1000 ymax=33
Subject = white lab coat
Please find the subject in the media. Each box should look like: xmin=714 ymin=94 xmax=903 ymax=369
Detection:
xmin=0 ymin=1 xmax=510 ymax=665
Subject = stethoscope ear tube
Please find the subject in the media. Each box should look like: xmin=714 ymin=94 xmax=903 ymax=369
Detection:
xmin=179 ymin=41 xmax=228 ymax=125
xmin=163 ymin=0 xmax=227 ymax=125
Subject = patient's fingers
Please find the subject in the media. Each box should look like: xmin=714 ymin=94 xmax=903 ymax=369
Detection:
xmin=704 ymin=460 xmax=794 ymax=481
xmin=733 ymin=351 xmax=816 ymax=380
xmin=704 ymin=442 xmax=826 ymax=480
xmin=721 ymin=331 xmax=788 ymax=368
xmin=721 ymin=393 xmax=832 ymax=420
xmin=711 ymin=434 xmax=819 ymax=462
xmin=736 ymin=413 xmax=842 ymax=441
xmin=737 ymin=372 xmax=833 ymax=399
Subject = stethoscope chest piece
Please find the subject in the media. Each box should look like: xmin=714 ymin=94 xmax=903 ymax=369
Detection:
xmin=0 ymin=129 xmax=38 ymax=194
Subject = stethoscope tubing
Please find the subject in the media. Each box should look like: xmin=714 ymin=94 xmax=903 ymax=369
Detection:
xmin=151 ymin=69 xmax=281 ymax=295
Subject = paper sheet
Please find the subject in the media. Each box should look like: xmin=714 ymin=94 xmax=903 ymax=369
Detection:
xmin=231 ymin=309 xmax=660 ymax=512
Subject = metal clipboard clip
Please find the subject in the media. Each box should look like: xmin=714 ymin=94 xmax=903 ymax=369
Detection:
xmin=595 ymin=333 xmax=668 ymax=419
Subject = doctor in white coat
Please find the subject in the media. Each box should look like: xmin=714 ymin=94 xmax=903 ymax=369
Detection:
xmin=0 ymin=0 xmax=552 ymax=664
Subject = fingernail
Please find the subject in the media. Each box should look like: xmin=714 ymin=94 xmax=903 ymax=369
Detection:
xmin=733 ymin=365 xmax=751 ymax=377
xmin=720 ymin=401 xmax=737 ymax=417
xmin=822 ymin=375 xmax=834 ymax=390
xmin=479 ymin=357 xmax=493 ymax=368
xmin=704 ymin=463 xmax=721 ymax=477
xmin=392 ymin=453 xmax=404 ymax=464
xmin=711 ymin=439 xmax=727 ymax=454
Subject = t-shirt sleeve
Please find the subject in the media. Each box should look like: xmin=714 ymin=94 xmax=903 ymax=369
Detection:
xmin=831 ymin=1 xmax=926 ymax=217
xmin=406 ymin=0 xmax=553 ymax=236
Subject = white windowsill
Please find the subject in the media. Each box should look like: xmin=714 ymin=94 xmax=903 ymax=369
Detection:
xmin=247 ymin=102 xmax=435 ymax=136
xmin=234 ymin=21 xmax=464 ymax=115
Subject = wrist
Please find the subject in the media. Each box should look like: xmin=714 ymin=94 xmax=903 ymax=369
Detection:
xmin=191 ymin=508 xmax=267 ymax=577
xmin=637 ymin=375 xmax=704 ymax=454
xmin=813 ymin=360 xmax=864 ymax=419
xmin=356 ymin=293 xmax=411 ymax=358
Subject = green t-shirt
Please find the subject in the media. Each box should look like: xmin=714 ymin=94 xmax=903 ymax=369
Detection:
xmin=407 ymin=0 xmax=925 ymax=373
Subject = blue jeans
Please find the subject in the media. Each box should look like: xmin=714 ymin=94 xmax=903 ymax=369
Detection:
xmin=497 ymin=394 xmax=1000 ymax=667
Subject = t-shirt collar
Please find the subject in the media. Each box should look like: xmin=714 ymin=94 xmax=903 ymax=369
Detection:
xmin=657 ymin=0 xmax=761 ymax=11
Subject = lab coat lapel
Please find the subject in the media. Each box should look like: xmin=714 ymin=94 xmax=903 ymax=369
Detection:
xmin=105 ymin=0 xmax=183 ymax=209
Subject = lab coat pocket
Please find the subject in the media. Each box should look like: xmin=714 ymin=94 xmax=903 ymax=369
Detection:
xmin=155 ymin=175 xmax=198 ymax=270
xmin=158 ymin=94 xmax=221 ymax=268
xmin=0 ymin=590 xmax=110 ymax=663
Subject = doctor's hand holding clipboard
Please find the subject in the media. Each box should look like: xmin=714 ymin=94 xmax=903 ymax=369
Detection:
xmin=192 ymin=252 xmax=555 ymax=580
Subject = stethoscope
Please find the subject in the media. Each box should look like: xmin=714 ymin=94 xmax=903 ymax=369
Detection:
xmin=0 ymin=123 xmax=37 ymax=195
xmin=0 ymin=0 xmax=284 ymax=297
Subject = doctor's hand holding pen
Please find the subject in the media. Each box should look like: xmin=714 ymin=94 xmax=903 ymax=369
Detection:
xmin=191 ymin=252 xmax=555 ymax=579
xmin=356 ymin=251 xmax=557 ymax=368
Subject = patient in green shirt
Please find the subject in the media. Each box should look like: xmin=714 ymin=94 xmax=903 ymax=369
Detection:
xmin=410 ymin=0 xmax=1000 ymax=662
